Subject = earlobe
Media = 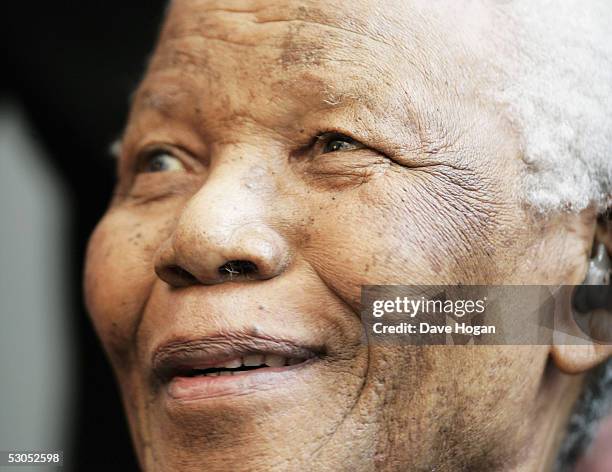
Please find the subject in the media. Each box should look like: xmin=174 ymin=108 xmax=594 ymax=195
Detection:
xmin=551 ymin=343 xmax=612 ymax=375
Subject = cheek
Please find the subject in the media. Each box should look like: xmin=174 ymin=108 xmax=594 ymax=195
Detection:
xmin=303 ymin=159 xmax=525 ymax=298
xmin=302 ymin=176 xmax=465 ymax=302
xmin=84 ymin=209 xmax=171 ymax=363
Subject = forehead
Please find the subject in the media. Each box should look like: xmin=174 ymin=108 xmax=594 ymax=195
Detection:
xmin=133 ymin=0 xmax=499 ymax=134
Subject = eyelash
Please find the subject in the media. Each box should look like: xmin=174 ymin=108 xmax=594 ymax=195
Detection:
xmin=314 ymin=132 xmax=364 ymax=154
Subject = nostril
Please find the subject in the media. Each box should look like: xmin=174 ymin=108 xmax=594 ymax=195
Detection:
xmin=163 ymin=265 xmax=199 ymax=286
xmin=218 ymin=260 xmax=259 ymax=278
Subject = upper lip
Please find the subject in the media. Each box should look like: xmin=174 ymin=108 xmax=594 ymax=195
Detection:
xmin=151 ymin=332 xmax=322 ymax=383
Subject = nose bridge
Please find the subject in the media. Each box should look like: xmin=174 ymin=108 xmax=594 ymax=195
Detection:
xmin=181 ymin=148 xmax=274 ymax=240
xmin=155 ymin=148 xmax=290 ymax=286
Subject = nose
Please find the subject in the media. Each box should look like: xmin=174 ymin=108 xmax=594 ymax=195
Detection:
xmin=154 ymin=166 xmax=290 ymax=287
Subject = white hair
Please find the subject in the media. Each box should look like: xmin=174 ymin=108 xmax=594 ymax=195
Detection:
xmin=489 ymin=0 xmax=612 ymax=213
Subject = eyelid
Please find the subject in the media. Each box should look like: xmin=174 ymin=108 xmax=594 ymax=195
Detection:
xmin=316 ymin=131 xmax=358 ymax=143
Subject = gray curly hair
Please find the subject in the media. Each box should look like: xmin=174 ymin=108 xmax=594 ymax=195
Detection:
xmin=484 ymin=0 xmax=612 ymax=213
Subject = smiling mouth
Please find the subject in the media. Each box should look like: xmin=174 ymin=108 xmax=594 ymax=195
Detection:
xmin=178 ymin=354 xmax=308 ymax=377
xmin=151 ymin=335 xmax=321 ymax=400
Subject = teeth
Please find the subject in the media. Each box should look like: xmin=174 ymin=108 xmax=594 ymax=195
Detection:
xmin=265 ymin=354 xmax=286 ymax=367
xmin=243 ymin=354 xmax=264 ymax=366
xmin=224 ymin=358 xmax=241 ymax=369
xmin=192 ymin=354 xmax=307 ymax=377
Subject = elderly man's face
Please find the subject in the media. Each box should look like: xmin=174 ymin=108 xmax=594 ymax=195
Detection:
xmin=84 ymin=1 xmax=587 ymax=470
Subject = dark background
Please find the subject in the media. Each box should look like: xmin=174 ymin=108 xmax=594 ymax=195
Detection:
xmin=3 ymin=3 xmax=167 ymax=469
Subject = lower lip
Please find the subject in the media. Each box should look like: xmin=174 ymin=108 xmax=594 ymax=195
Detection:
xmin=165 ymin=361 xmax=314 ymax=402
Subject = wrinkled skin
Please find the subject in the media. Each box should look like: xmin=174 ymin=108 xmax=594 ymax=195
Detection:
xmin=84 ymin=1 xmax=611 ymax=471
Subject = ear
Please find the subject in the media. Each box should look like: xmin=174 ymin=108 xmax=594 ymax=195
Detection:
xmin=551 ymin=210 xmax=612 ymax=374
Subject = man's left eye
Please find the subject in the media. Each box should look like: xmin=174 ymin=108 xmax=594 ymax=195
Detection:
xmin=320 ymin=133 xmax=364 ymax=154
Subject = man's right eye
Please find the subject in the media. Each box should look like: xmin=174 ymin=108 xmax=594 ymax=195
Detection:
xmin=140 ymin=150 xmax=186 ymax=173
